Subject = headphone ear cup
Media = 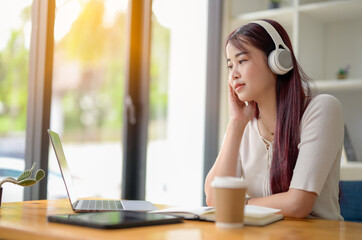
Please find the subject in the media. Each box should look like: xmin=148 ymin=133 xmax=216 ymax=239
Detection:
xmin=268 ymin=49 xmax=293 ymax=75
xmin=268 ymin=50 xmax=282 ymax=75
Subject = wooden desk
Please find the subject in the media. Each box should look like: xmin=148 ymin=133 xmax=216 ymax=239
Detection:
xmin=0 ymin=199 xmax=361 ymax=240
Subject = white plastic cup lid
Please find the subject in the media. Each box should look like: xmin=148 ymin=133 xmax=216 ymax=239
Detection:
xmin=211 ymin=176 xmax=247 ymax=189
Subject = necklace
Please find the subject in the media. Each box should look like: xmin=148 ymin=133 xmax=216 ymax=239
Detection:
xmin=259 ymin=116 xmax=274 ymax=137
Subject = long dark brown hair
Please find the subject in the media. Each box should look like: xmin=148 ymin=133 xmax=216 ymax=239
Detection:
xmin=226 ymin=19 xmax=312 ymax=194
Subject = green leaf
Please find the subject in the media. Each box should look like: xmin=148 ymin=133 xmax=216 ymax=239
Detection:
xmin=17 ymin=170 xmax=31 ymax=181
xmin=17 ymin=179 xmax=37 ymax=187
xmin=17 ymin=162 xmax=36 ymax=181
xmin=35 ymin=169 xmax=45 ymax=181
xmin=29 ymin=162 xmax=36 ymax=172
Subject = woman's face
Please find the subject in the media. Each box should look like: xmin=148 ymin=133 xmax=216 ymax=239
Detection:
xmin=226 ymin=41 xmax=276 ymax=103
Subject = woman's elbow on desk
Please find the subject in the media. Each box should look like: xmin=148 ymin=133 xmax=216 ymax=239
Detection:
xmin=248 ymin=188 xmax=317 ymax=219
xmin=286 ymin=204 xmax=313 ymax=219
xmin=284 ymin=189 xmax=318 ymax=218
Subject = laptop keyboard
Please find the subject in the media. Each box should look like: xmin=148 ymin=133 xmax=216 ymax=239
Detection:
xmin=77 ymin=200 xmax=124 ymax=210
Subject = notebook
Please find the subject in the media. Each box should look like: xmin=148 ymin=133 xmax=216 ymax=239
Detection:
xmin=48 ymin=129 xmax=157 ymax=212
xmin=151 ymin=205 xmax=283 ymax=226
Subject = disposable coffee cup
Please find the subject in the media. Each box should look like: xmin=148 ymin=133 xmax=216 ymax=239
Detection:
xmin=211 ymin=176 xmax=247 ymax=229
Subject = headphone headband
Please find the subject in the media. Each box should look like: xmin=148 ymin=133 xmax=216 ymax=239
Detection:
xmin=250 ymin=20 xmax=293 ymax=75
xmin=251 ymin=20 xmax=290 ymax=52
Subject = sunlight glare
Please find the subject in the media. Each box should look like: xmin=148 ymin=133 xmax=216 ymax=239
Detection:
xmin=0 ymin=0 xmax=32 ymax=50
xmin=152 ymin=0 xmax=175 ymax=29
xmin=54 ymin=0 xmax=82 ymax=42
xmin=103 ymin=0 xmax=128 ymax=28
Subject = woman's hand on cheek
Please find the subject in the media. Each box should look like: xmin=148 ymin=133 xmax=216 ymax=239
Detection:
xmin=228 ymin=83 xmax=255 ymax=123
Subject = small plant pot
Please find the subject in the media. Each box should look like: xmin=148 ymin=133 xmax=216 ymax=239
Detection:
xmin=269 ymin=2 xmax=280 ymax=9
xmin=337 ymin=74 xmax=347 ymax=80
xmin=0 ymin=187 xmax=3 ymax=207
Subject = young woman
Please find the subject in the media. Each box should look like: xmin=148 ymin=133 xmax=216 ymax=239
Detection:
xmin=204 ymin=19 xmax=344 ymax=220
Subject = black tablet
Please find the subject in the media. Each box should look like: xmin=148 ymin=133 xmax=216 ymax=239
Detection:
xmin=47 ymin=211 xmax=183 ymax=229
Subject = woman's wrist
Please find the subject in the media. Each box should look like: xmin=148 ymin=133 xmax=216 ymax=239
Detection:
xmin=228 ymin=118 xmax=248 ymax=132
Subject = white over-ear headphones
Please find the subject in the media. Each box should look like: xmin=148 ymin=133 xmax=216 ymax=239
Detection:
xmin=251 ymin=20 xmax=293 ymax=75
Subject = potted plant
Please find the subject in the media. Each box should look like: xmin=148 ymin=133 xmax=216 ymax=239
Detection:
xmin=337 ymin=65 xmax=350 ymax=80
xmin=269 ymin=0 xmax=281 ymax=9
xmin=0 ymin=163 xmax=45 ymax=207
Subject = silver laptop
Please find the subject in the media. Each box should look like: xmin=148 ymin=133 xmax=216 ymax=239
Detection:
xmin=48 ymin=129 xmax=157 ymax=212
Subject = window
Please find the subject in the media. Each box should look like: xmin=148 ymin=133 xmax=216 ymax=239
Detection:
xmin=48 ymin=0 xmax=128 ymax=200
xmin=146 ymin=0 xmax=208 ymax=206
xmin=0 ymin=0 xmax=32 ymax=202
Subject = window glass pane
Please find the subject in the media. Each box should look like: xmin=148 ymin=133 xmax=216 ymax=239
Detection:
xmin=0 ymin=0 xmax=32 ymax=202
xmin=48 ymin=0 xmax=128 ymax=200
xmin=146 ymin=0 xmax=208 ymax=206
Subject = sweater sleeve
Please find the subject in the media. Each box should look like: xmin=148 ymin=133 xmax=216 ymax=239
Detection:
xmin=289 ymin=94 xmax=344 ymax=195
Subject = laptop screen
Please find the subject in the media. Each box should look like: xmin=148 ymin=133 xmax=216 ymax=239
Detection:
xmin=48 ymin=129 xmax=78 ymax=206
